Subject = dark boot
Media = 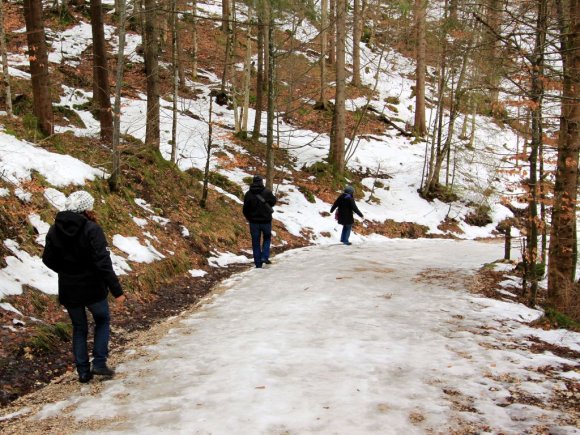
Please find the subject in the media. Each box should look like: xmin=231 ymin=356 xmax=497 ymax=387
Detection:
xmin=92 ymin=365 xmax=115 ymax=377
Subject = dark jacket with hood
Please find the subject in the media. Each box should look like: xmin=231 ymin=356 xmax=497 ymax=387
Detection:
xmin=330 ymin=193 xmax=364 ymax=225
xmin=42 ymin=211 xmax=123 ymax=307
xmin=243 ymin=179 xmax=277 ymax=224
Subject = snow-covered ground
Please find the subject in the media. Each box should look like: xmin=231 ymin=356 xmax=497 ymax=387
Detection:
xmin=8 ymin=239 xmax=577 ymax=434
xmin=0 ymin=1 xmax=578 ymax=430
xmin=0 ymin=14 xmax=524 ymax=302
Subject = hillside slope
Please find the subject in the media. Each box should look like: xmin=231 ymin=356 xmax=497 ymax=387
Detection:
xmin=0 ymin=0 xmax=543 ymax=406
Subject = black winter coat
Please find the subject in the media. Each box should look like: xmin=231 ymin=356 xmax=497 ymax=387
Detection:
xmin=243 ymin=181 xmax=277 ymax=223
xmin=330 ymin=193 xmax=364 ymax=225
xmin=42 ymin=211 xmax=123 ymax=308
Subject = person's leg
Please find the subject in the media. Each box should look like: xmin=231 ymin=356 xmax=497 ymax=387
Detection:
xmin=87 ymin=298 xmax=110 ymax=370
xmin=66 ymin=305 xmax=91 ymax=378
xmin=340 ymin=225 xmax=348 ymax=243
xmin=249 ymin=223 xmax=263 ymax=267
xmin=342 ymin=225 xmax=352 ymax=244
xmin=261 ymin=223 xmax=272 ymax=263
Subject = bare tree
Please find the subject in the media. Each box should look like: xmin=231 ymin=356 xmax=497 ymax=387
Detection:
xmin=23 ymin=0 xmax=53 ymax=136
xmin=548 ymin=0 xmax=580 ymax=311
xmin=526 ymin=0 xmax=548 ymax=306
xmin=0 ymin=0 xmax=12 ymax=116
xmin=351 ymin=0 xmax=361 ymax=86
xmin=170 ymin=0 xmax=178 ymax=162
xmin=191 ymin=0 xmax=198 ymax=80
xmin=330 ymin=0 xmax=346 ymax=174
xmin=222 ymin=0 xmax=230 ymax=32
xmin=109 ymin=0 xmax=127 ymax=191
xmin=91 ymin=0 xmax=113 ymax=143
xmin=315 ymin=0 xmax=329 ymax=109
xmin=241 ymin=10 xmax=252 ymax=135
xmin=252 ymin=15 xmax=264 ymax=139
xmin=200 ymin=95 xmax=214 ymax=208
xmin=144 ymin=0 xmax=160 ymax=148
xmin=413 ymin=0 xmax=427 ymax=137
xmin=265 ymin=6 xmax=275 ymax=189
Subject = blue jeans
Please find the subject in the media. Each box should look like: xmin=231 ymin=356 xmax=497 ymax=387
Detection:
xmin=249 ymin=222 xmax=272 ymax=267
xmin=66 ymin=298 xmax=110 ymax=375
xmin=340 ymin=225 xmax=352 ymax=243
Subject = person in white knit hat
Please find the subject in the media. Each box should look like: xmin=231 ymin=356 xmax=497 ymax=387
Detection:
xmin=43 ymin=190 xmax=126 ymax=383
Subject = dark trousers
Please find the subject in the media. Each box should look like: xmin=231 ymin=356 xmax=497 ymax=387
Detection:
xmin=66 ymin=298 xmax=110 ymax=375
xmin=340 ymin=224 xmax=352 ymax=243
xmin=249 ymin=222 xmax=272 ymax=267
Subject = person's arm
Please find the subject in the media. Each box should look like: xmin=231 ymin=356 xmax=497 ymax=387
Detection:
xmin=266 ymin=190 xmax=277 ymax=207
xmin=330 ymin=196 xmax=340 ymax=213
xmin=42 ymin=228 xmax=61 ymax=272
xmin=86 ymin=223 xmax=123 ymax=298
xmin=351 ymin=198 xmax=364 ymax=218
xmin=242 ymin=193 xmax=251 ymax=220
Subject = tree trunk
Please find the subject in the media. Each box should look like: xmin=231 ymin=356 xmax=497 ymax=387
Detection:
xmin=170 ymin=0 xmax=178 ymax=163
xmin=109 ymin=0 xmax=127 ymax=192
xmin=413 ymin=0 xmax=426 ymax=137
xmin=91 ymin=0 xmax=113 ymax=144
xmin=191 ymin=0 xmax=198 ymax=80
xmin=23 ymin=0 xmax=53 ymax=136
xmin=328 ymin=0 xmax=335 ymax=65
xmin=317 ymin=0 xmax=328 ymax=106
xmin=200 ymin=95 xmax=213 ymax=208
xmin=0 ymin=0 xmax=12 ymax=116
xmin=527 ymin=0 xmax=547 ymax=306
xmin=144 ymin=0 xmax=160 ymax=148
xmin=241 ymin=12 xmax=252 ymax=135
xmin=265 ymin=12 xmax=275 ymax=189
xmin=484 ymin=0 xmax=502 ymax=105
xmin=252 ymin=15 xmax=264 ymax=140
xmin=263 ymin=0 xmax=270 ymax=90
xmin=548 ymin=0 xmax=580 ymax=310
xmin=222 ymin=0 xmax=229 ymax=32
xmin=176 ymin=14 xmax=185 ymax=87
xmin=429 ymin=36 xmax=470 ymax=191
xmin=331 ymin=0 xmax=346 ymax=174
xmin=351 ymin=0 xmax=361 ymax=86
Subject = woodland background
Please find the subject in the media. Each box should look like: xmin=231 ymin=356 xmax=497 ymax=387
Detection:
xmin=0 ymin=0 xmax=578 ymax=407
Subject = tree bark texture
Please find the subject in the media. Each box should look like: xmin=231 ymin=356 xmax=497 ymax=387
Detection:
xmin=265 ymin=15 xmax=275 ymax=190
xmin=331 ymin=0 xmax=346 ymax=174
xmin=144 ymin=0 xmax=160 ymax=148
xmin=351 ymin=0 xmax=361 ymax=86
xmin=527 ymin=0 xmax=547 ymax=306
xmin=548 ymin=0 xmax=580 ymax=310
xmin=252 ymin=16 xmax=264 ymax=140
xmin=23 ymin=0 xmax=53 ymax=136
xmin=0 ymin=0 xmax=12 ymax=116
xmin=91 ymin=0 xmax=113 ymax=143
xmin=109 ymin=0 xmax=127 ymax=192
xmin=413 ymin=0 xmax=426 ymax=137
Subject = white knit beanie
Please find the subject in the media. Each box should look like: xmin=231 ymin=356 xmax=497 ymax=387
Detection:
xmin=65 ymin=190 xmax=95 ymax=213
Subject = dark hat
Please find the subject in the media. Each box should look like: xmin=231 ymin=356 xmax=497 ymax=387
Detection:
xmin=253 ymin=175 xmax=264 ymax=185
xmin=344 ymin=185 xmax=354 ymax=194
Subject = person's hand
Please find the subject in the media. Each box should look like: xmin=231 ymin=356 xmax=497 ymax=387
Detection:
xmin=116 ymin=294 xmax=126 ymax=303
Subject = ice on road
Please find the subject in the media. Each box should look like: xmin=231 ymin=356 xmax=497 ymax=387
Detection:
xmin=36 ymin=239 xmax=578 ymax=434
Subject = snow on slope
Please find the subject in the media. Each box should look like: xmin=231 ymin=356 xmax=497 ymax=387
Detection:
xmin=0 ymin=3 xmax=538 ymax=307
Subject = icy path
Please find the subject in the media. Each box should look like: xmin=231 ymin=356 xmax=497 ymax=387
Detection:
xmin=35 ymin=240 xmax=578 ymax=433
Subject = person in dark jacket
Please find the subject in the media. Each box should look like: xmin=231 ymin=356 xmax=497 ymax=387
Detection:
xmin=42 ymin=190 xmax=125 ymax=383
xmin=330 ymin=185 xmax=364 ymax=245
xmin=243 ymin=175 xmax=277 ymax=268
